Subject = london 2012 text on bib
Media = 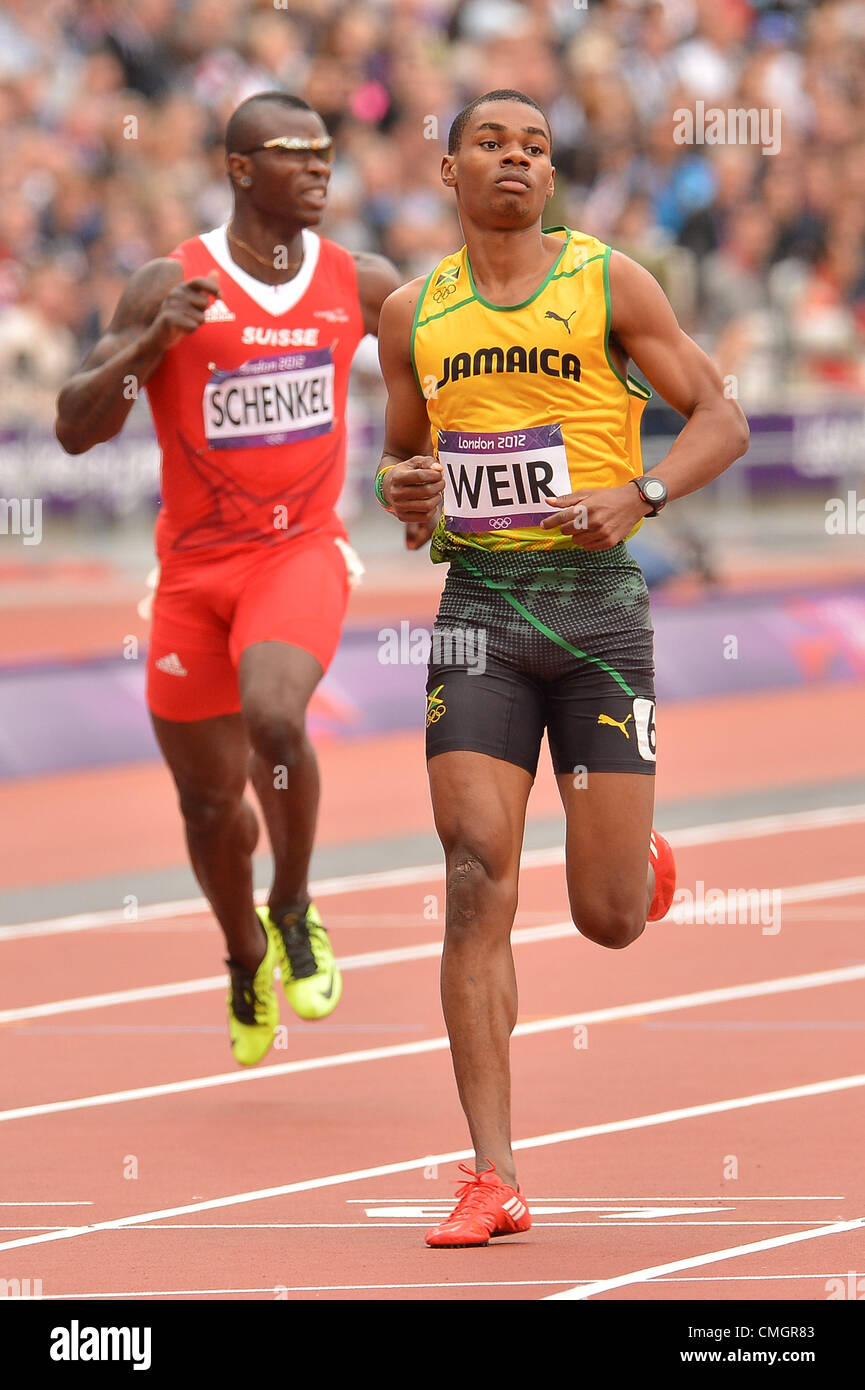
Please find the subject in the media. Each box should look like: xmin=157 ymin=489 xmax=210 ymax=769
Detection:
xmin=439 ymin=424 xmax=571 ymax=533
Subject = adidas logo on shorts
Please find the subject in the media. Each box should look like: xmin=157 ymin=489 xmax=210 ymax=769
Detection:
xmin=155 ymin=652 xmax=188 ymax=677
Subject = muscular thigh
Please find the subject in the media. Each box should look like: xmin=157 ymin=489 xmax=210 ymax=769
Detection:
xmin=230 ymin=531 xmax=351 ymax=677
xmin=147 ymin=560 xmax=241 ymax=722
xmin=238 ymin=642 xmax=323 ymax=721
xmin=425 ymin=655 xmax=546 ymax=778
xmin=428 ymin=751 xmax=533 ymax=882
xmin=151 ymin=711 xmax=250 ymax=808
xmin=557 ymin=769 xmax=655 ymax=918
xmin=148 ymin=532 xmax=352 ymax=725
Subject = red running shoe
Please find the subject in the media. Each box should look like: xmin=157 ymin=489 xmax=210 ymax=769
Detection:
xmin=648 ymin=828 xmax=677 ymax=920
xmin=425 ymin=1162 xmax=532 ymax=1248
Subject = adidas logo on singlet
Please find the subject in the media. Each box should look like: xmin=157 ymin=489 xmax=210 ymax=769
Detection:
xmin=203 ymin=299 xmax=236 ymax=323
xmin=155 ymin=652 xmax=188 ymax=677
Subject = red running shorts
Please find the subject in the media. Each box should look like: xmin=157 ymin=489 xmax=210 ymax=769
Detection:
xmin=146 ymin=529 xmax=357 ymax=722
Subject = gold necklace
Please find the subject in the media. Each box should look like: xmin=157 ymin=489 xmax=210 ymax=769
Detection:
xmin=227 ymin=226 xmax=303 ymax=273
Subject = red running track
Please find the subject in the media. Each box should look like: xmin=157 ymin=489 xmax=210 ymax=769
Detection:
xmin=1 ymin=810 xmax=864 ymax=1301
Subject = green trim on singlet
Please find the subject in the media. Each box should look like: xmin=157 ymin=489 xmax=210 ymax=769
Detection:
xmin=465 ymin=232 xmax=569 ymax=312
xmin=413 ymin=292 xmax=479 ymax=333
xmin=603 ymin=245 xmax=653 ymax=401
xmin=414 ymin=232 xmax=603 ymax=335
xmin=451 ymin=550 xmax=637 ymax=698
xmin=550 ymin=252 xmax=606 ymax=283
xmin=542 ymin=227 xmax=606 ymax=284
xmin=410 ymin=268 xmax=437 ymax=392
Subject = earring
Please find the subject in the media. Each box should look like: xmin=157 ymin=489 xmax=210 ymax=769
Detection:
xmin=240 ymin=176 xmax=252 ymax=187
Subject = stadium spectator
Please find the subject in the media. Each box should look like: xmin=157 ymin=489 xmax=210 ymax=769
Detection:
xmin=0 ymin=0 xmax=861 ymax=435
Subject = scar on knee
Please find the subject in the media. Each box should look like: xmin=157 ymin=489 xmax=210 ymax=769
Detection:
xmin=452 ymin=856 xmax=483 ymax=883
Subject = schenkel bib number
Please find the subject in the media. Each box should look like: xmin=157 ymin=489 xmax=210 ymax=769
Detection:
xmin=438 ymin=424 xmax=571 ymax=532
xmin=203 ymin=348 xmax=335 ymax=450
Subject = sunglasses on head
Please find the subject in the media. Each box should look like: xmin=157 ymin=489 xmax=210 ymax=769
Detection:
xmin=238 ymin=135 xmax=334 ymax=160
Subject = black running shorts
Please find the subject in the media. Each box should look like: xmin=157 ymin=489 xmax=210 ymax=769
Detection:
xmin=425 ymin=545 xmax=656 ymax=777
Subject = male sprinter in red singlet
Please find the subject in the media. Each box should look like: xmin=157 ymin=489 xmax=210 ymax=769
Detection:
xmin=376 ymin=91 xmax=750 ymax=1247
xmin=56 ymin=93 xmax=400 ymax=1067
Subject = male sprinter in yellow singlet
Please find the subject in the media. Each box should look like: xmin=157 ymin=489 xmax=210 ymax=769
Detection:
xmin=376 ymin=90 xmax=749 ymax=1248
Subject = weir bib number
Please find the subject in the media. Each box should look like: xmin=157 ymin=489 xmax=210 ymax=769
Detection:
xmin=438 ymin=424 xmax=571 ymax=532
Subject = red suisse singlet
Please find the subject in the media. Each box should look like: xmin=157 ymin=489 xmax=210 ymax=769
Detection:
xmin=146 ymin=225 xmax=365 ymax=559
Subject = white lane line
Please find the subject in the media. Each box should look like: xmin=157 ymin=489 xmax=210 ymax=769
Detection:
xmin=18 ymin=1272 xmax=859 ymax=1300
xmin=349 ymin=1195 xmax=845 ymax=1201
xmin=23 ymin=1281 xmax=591 ymax=1299
xmin=3 ymin=961 xmax=865 ymax=1125
xmin=0 ymin=922 xmax=571 ymax=1024
xmin=545 ymin=1216 xmax=865 ymax=1300
xmin=0 ymin=975 xmax=228 ymax=1023
xmin=0 ymin=864 xmax=457 ymax=943
xmin=20 ymin=1270 xmax=856 ymax=1299
xmin=2 ymin=802 xmax=863 ymax=943
xmin=780 ymin=876 xmax=865 ymax=905
xmin=667 ymin=803 xmax=865 ymax=845
xmin=0 ymin=1070 xmax=863 ymax=1257
xmin=0 ymin=1220 xmax=843 ymax=1231
xmin=4 ymin=872 xmax=865 ymax=1026
xmin=511 ymin=960 xmax=865 ymax=1041
xmin=658 ymin=1272 xmax=858 ymax=1281
xmin=104 ymin=1220 xmax=841 ymax=1229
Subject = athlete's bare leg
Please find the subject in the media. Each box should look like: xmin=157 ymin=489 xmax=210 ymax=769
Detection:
xmin=428 ymin=751 xmax=533 ymax=1189
xmin=240 ymin=641 xmax=324 ymax=921
xmin=556 ymin=771 xmax=656 ymax=945
xmin=153 ymin=643 xmax=327 ymax=971
xmin=151 ymin=712 xmax=265 ymax=972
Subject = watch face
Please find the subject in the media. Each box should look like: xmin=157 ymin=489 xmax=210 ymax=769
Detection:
xmin=643 ymin=479 xmax=665 ymax=500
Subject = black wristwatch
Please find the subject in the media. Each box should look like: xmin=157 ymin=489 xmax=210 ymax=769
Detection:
xmin=631 ymin=475 xmax=668 ymax=516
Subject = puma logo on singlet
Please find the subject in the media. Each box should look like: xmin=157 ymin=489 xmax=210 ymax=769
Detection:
xmin=544 ymin=309 xmax=577 ymax=334
xmin=597 ymin=712 xmax=632 ymax=738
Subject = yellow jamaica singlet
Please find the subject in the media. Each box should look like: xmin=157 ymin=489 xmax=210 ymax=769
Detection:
xmin=410 ymin=227 xmax=651 ymax=561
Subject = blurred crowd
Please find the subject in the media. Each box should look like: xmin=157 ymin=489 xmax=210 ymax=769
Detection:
xmin=1 ymin=0 xmax=865 ymax=436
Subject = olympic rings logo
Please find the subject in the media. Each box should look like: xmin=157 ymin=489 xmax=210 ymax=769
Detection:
xmin=432 ymin=282 xmax=457 ymax=304
xmin=489 ymin=516 xmax=513 ymax=529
